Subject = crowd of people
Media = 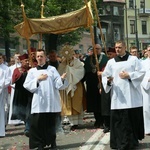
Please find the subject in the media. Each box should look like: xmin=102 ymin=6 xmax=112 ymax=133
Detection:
xmin=0 ymin=40 xmax=150 ymax=150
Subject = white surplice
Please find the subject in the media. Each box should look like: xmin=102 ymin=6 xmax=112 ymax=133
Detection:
xmin=0 ymin=69 xmax=5 ymax=136
xmin=141 ymin=58 xmax=150 ymax=134
xmin=0 ymin=65 xmax=11 ymax=136
xmin=102 ymin=55 xmax=145 ymax=110
xmin=23 ymin=66 xmax=68 ymax=114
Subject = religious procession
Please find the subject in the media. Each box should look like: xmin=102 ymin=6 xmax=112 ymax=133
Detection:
xmin=0 ymin=0 xmax=150 ymax=150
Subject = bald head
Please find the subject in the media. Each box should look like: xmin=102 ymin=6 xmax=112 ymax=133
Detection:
xmin=95 ymin=44 xmax=102 ymax=55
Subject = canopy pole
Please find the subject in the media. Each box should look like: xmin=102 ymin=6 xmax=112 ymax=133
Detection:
xmin=92 ymin=0 xmax=107 ymax=55
xmin=39 ymin=0 xmax=45 ymax=50
xmin=84 ymin=0 xmax=99 ymax=71
xmin=38 ymin=33 xmax=43 ymax=49
xmin=84 ymin=0 xmax=102 ymax=90
xmin=26 ymin=38 xmax=32 ymax=67
xmin=41 ymin=0 xmax=45 ymax=18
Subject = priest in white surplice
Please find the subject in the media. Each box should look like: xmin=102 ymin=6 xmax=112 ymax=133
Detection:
xmin=141 ymin=45 xmax=150 ymax=135
xmin=23 ymin=49 xmax=68 ymax=150
xmin=102 ymin=40 xmax=145 ymax=150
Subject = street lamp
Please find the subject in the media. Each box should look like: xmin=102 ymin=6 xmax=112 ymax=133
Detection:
xmin=134 ymin=0 xmax=139 ymax=51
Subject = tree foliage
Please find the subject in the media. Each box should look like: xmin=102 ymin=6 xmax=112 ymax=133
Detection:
xmin=0 ymin=0 xmax=102 ymax=54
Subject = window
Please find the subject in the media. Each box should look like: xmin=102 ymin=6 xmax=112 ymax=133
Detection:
xmin=98 ymin=8 xmax=103 ymax=15
xmin=142 ymin=21 xmax=147 ymax=34
xmin=140 ymin=0 xmax=145 ymax=8
xmin=129 ymin=0 xmax=134 ymax=8
xmin=114 ymin=28 xmax=120 ymax=42
xmin=130 ymin=20 xmax=135 ymax=34
xmin=106 ymin=5 xmax=111 ymax=15
xmin=113 ymin=6 xmax=119 ymax=16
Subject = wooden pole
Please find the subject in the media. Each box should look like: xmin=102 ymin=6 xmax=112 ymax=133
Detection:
xmin=38 ymin=33 xmax=43 ymax=49
xmin=39 ymin=0 xmax=45 ymax=49
xmin=84 ymin=0 xmax=99 ymax=71
xmin=26 ymin=38 xmax=32 ymax=67
xmin=84 ymin=0 xmax=102 ymax=90
xmin=92 ymin=0 xmax=107 ymax=55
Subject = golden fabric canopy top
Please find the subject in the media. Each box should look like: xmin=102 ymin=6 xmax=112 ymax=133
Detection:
xmin=14 ymin=1 xmax=93 ymax=39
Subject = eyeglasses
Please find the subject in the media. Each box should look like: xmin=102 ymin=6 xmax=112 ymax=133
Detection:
xmin=115 ymin=47 xmax=122 ymax=49
xmin=131 ymin=51 xmax=137 ymax=53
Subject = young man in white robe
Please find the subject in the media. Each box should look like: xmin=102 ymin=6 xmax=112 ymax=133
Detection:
xmin=23 ymin=49 xmax=68 ymax=150
xmin=0 ymin=54 xmax=11 ymax=137
xmin=102 ymin=40 xmax=145 ymax=150
xmin=141 ymin=45 xmax=150 ymax=135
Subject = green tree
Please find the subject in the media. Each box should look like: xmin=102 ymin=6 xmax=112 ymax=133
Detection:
xmin=0 ymin=1 xmax=14 ymax=60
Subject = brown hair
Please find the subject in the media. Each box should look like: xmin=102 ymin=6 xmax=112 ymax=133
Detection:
xmin=36 ymin=49 xmax=46 ymax=55
xmin=115 ymin=40 xmax=126 ymax=46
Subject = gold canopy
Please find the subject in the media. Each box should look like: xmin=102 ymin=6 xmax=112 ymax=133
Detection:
xmin=14 ymin=1 xmax=93 ymax=39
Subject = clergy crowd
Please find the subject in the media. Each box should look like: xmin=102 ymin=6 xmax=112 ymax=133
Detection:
xmin=0 ymin=40 xmax=150 ymax=150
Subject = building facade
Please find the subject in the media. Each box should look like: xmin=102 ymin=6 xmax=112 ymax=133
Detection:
xmin=124 ymin=0 xmax=150 ymax=51
xmin=98 ymin=0 xmax=125 ymax=47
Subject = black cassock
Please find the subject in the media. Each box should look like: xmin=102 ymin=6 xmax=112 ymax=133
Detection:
xmin=84 ymin=54 xmax=108 ymax=126
xmin=11 ymin=68 xmax=32 ymax=121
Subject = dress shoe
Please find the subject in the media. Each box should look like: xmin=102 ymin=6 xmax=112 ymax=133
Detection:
xmin=71 ymin=125 xmax=79 ymax=131
xmin=51 ymin=142 xmax=57 ymax=149
xmin=103 ymin=127 xmax=110 ymax=133
xmin=99 ymin=124 xmax=104 ymax=129
xmin=24 ymin=131 xmax=30 ymax=137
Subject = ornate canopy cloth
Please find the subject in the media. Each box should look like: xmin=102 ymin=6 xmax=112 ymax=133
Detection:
xmin=14 ymin=1 xmax=93 ymax=39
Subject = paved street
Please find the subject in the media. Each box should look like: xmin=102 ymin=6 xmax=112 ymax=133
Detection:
xmin=1 ymin=113 xmax=150 ymax=150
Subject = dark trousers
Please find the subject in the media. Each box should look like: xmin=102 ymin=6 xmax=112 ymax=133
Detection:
xmin=94 ymin=112 xmax=104 ymax=126
xmin=29 ymin=112 xmax=59 ymax=149
xmin=110 ymin=107 xmax=144 ymax=150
